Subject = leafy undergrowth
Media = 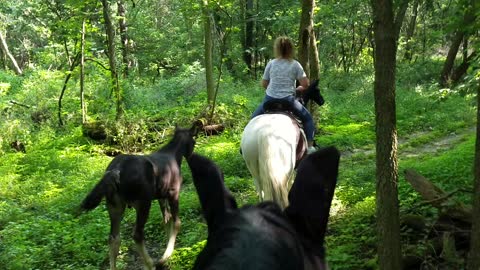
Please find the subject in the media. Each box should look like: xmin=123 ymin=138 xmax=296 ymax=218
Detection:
xmin=0 ymin=64 xmax=477 ymax=269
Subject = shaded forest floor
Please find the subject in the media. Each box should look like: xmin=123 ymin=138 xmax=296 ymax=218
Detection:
xmin=0 ymin=63 xmax=477 ymax=270
xmin=121 ymin=125 xmax=477 ymax=270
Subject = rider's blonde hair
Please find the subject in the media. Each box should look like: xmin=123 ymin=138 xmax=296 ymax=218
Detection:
xmin=274 ymin=36 xmax=295 ymax=60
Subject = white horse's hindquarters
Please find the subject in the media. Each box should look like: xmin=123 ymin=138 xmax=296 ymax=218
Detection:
xmin=240 ymin=114 xmax=297 ymax=208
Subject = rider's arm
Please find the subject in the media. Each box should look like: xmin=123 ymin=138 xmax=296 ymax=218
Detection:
xmin=261 ymin=79 xmax=269 ymax=89
xmin=296 ymin=77 xmax=309 ymax=91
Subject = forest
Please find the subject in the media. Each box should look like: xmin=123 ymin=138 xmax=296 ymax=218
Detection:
xmin=0 ymin=0 xmax=479 ymax=269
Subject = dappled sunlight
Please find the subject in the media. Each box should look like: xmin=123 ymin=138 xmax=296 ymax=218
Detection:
xmin=329 ymin=194 xmax=345 ymax=217
xmin=324 ymin=122 xmax=371 ymax=134
xmin=201 ymin=141 xmax=236 ymax=154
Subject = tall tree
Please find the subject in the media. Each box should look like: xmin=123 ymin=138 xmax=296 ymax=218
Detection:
xmin=201 ymin=0 xmax=215 ymax=104
xmin=309 ymin=29 xmax=320 ymax=81
xmin=468 ymin=74 xmax=480 ymax=270
xmin=371 ymin=0 xmax=407 ymax=268
xmin=297 ymin=0 xmax=314 ymax=77
xmin=117 ymin=0 xmax=130 ymax=77
xmin=298 ymin=0 xmax=320 ymax=118
xmin=80 ymin=18 xmax=87 ymax=124
xmin=0 ymin=31 xmax=22 ymax=75
xmin=467 ymin=0 xmax=480 ymax=260
xmin=101 ymin=0 xmax=122 ymax=119
xmin=242 ymin=0 xmax=254 ymax=74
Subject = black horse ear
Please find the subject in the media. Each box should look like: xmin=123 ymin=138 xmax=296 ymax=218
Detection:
xmin=187 ymin=153 xmax=237 ymax=234
xmin=285 ymin=146 xmax=339 ymax=254
xmin=189 ymin=123 xmax=200 ymax=138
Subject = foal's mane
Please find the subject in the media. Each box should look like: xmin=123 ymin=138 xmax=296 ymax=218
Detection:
xmin=153 ymin=127 xmax=195 ymax=163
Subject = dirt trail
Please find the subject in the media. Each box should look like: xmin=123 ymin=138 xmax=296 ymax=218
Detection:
xmin=329 ymin=126 xmax=476 ymax=217
xmin=341 ymin=126 xmax=475 ymax=159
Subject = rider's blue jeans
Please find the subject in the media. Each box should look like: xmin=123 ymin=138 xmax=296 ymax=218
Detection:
xmin=251 ymin=94 xmax=315 ymax=141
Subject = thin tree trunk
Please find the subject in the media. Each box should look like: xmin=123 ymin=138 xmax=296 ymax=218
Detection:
xmin=101 ymin=0 xmax=122 ymax=119
xmin=393 ymin=0 xmax=409 ymax=40
xmin=0 ymin=31 xmax=22 ymax=75
xmin=80 ymin=18 xmax=86 ymax=124
xmin=403 ymin=0 xmax=419 ymax=61
xmin=309 ymin=30 xmax=320 ymax=81
xmin=243 ymin=0 xmax=254 ymax=74
xmin=468 ymin=75 xmax=480 ymax=270
xmin=451 ymin=51 xmax=478 ymax=83
xmin=440 ymin=31 xmax=464 ymax=86
xmin=201 ymin=0 xmax=215 ymax=104
xmin=58 ymin=53 xmax=81 ymax=126
xmin=371 ymin=0 xmax=402 ymax=269
xmin=463 ymin=36 xmax=469 ymax=61
xmin=118 ymin=0 xmax=130 ymax=77
xmin=440 ymin=0 xmax=476 ymax=86
xmin=0 ymin=47 xmax=6 ymax=69
xmin=308 ymin=29 xmax=320 ymax=123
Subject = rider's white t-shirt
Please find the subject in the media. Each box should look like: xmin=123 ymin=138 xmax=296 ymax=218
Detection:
xmin=263 ymin=58 xmax=307 ymax=99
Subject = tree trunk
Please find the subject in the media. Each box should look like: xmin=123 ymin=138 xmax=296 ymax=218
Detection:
xmin=101 ymin=0 xmax=122 ymax=120
xmin=404 ymin=169 xmax=472 ymax=223
xmin=0 ymin=47 xmax=6 ymax=70
xmin=309 ymin=29 xmax=320 ymax=81
xmin=403 ymin=0 xmax=419 ymax=61
xmin=0 ymin=31 xmax=22 ymax=75
xmin=440 ymin=31 xmax=464 ymax=86
xmin=201 ymin=0 xmax=215 ymax=104
xmin=393 ymin=0 xmax=409 ymax=41
xmin=80 ymin=18 xmax=87 ymax=124
xmin=243 ymin=0 xmax=254 ymax=74
xmin=307 ymin=26 xmax=320 ymax=119
xmin=440 ymin=0 xmax=477 ymax=87
xmin=467 ymin=70 xmax=480 ymax=270
xmin=58 ymin=53 xmax=81 ymax=126
xmin=298 ymin=0 xmax=314 ymax=77
xmin=118 ymin=0 xmax=130 ymax=77
xmin=371 ymin=0 xmax=402 ymax=269
xmin=451 ymin=51 xmax=478 ymax=83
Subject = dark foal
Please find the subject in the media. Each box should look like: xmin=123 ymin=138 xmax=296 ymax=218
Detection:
xmin=187 ymin=146 xmax=340 ymax=270
xmin=81 ymin=127 xmax=196 ymax=270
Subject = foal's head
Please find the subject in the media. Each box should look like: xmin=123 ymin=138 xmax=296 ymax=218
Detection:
xmin=169 ymin=126 xmax=197 ymax=158
xmin=187 ymin=147 xmax=340 ymax=270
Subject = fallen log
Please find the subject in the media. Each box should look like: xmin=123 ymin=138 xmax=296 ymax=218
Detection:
xmin=404 ymin=169 xmax=472 ymax=224
xmin=192 ymin=119 xmax=225 ymax=136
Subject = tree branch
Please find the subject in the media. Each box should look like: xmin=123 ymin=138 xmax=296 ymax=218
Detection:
xmin=84 ymin=58 xmax=111 ymax=71
xmin=394 ymin=0 xmax=410 ymax=40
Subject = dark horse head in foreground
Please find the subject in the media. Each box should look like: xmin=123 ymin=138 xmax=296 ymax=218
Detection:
xmin=80 ymin=126 xmax=196 ymax=270
xmin=187 ymin=146 xmax=340 ymax=270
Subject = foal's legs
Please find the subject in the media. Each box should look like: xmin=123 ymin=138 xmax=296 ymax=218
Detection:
xmin=107 ymin=200 xmax=126 ymax=270
xmin=133 ymin=201 xmax=155 ymax=270
xmin=159 ymin=197 xmax=180 ymax=263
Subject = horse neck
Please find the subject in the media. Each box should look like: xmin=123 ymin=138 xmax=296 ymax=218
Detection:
xmin=302 ymin=85 xmax=313 ymax=105
xmin=156 ymin=139 xmax=185 ymax=164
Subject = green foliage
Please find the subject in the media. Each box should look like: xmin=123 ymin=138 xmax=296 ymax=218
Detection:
xmin=0 ymin=0 xmax=478 ymax=268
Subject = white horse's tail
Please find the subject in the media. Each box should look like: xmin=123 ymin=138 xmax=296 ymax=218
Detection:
xmin=241 ymin=114 xmax=297 ymax=209
xmin=257 ymin=134 xmax=293 ymax=208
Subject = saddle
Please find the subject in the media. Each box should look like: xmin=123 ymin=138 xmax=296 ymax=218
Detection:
xmin=263 ymin=100 xmax=308 ymax=166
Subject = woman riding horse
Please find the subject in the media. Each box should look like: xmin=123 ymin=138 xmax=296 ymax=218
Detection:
xmin=251 ymin=36 xmax=316 ymax=153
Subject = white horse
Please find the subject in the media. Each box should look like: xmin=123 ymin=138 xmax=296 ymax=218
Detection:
xmin=241 ymin=81 xmax=324 ymax=208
